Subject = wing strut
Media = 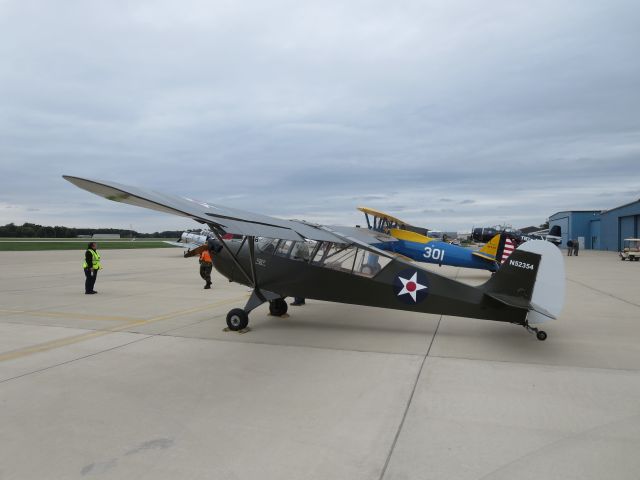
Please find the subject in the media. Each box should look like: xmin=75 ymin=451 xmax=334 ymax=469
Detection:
xmin=209 ymin=228 xmax=253 ymax=286
xmin=209 ymin=228 xmax=281 ymax=313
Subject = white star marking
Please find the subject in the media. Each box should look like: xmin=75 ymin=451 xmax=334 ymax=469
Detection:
xmin=397 ymin=272 xmax=428 ymax=302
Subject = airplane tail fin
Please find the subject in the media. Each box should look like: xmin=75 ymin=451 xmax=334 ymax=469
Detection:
xmin=497 ymin=235 xmax=516 ymax=264
xmin=482 ymin=240 xmax=565 ymax=324
xmin=472 ymin=233 xmax=501 ymax=262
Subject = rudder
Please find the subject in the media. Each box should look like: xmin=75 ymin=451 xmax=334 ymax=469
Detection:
xmin=483 ymin=240 xmax=565 ymax=323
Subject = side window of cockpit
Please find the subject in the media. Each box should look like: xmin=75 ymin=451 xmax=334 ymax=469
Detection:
xmin=291 ymin=240 xmax=315 ymax=262
xmin=258 ymin=238 xmax=279 ymax=254
xmin=275 ymin=240 xmax=294 ymax=257
xmin=322 ymin=245 xmax=357 ymax=272
xmin=352 ymin=250 xmax=392 ymax=277
xmin=312 ymin=242 xmax=330 ymax=264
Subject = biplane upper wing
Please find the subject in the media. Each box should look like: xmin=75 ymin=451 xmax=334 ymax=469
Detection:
xmin=357 ymin=206 xmax=411 ymax=227
xmin=63 ymin=176 xmax=347 ymax=244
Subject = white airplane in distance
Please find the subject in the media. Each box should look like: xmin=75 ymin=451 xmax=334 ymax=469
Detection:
xmin=164 ymin=228 xmax=212 ymax=250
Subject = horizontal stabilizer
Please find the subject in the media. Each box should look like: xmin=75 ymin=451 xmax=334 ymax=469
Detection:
xmin=484 ymin=293 xmax=557 ymax=320
xmin=484 ymin=292 xmax=531 ymax=310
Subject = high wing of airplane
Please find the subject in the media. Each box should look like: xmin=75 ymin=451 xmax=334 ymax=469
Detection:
xmin=358 ymin=207 xmax=504 ymax=272
xmin=64 ymin=176 xmax=565 ymax=340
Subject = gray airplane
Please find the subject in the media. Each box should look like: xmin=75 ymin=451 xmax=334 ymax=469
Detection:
xmin=64 ymin=176 xmax=565 ymax=340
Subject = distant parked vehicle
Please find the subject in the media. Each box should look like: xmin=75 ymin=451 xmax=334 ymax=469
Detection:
xmin=619 ymin=239 xmax=640 ymax=261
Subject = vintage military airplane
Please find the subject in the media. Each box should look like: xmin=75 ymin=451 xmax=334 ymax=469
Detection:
xmin=358 ymin=207 xmax=504 ymax=272
xmin=63 ymin=176 xmax=565 ymax=340
xmin=473 ymin=225 xmax=562 ymax=246
xmin=165 ymin=228 xmax=239 ymax=257
xmin=164 ymin=228 xmax=212 ymax=249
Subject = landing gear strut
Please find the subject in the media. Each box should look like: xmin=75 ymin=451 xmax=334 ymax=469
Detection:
xmin=524 ymin=323 xmax=547 ymax=341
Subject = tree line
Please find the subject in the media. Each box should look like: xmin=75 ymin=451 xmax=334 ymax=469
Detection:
xmin=0 ymin=223 xmax=182 ymax=239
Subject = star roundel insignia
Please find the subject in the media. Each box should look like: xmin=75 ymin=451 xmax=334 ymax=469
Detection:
xmin=393 ymin=269 xmax=429 ymax=304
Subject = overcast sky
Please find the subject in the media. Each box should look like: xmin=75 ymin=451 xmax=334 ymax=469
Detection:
xmin=1 ymin=0 xmax=639 ymax=233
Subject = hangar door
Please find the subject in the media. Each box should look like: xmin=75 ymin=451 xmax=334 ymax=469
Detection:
xmin=619 ymin=216 xmax=635 ymax=250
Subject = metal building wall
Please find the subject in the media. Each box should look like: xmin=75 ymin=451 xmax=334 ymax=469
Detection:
xmin=548 ymin=212 xmax=571 ymax=247
xmin=549 ymin=211 xmax=599 ymax=249
xmin=589 ymin=219 xmax=601 ymax=249
xmin=599 ymin=200 xmax=640 ymax=251
xmin=570 ymin=212 xmax=600 ymax=248
xmin=549 ymin=201 xmax=640 ymax=251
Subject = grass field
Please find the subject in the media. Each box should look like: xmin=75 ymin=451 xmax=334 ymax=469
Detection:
xmin=0 ymin=239 xmax=176 ymax=251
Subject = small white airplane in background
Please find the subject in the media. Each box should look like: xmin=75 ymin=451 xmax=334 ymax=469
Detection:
xmin=164 ymin=228 xmax=212 ymax=250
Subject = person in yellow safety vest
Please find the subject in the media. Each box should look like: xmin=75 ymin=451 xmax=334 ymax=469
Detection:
xmin=199 ymin=247 xmax=213 ymax=289
xmin=83 ymin=242 xmax=101 ymax=294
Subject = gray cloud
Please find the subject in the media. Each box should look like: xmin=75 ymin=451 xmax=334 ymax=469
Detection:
xmin=1 ymin=0 xmax=639 ymax=232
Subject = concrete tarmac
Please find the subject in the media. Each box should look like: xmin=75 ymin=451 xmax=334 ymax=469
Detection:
xmin=0 ymin=248 xmax=638 ymax=479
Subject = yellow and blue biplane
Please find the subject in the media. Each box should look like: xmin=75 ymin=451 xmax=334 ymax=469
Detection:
xmin=359 ymin=207 xmax=503 ymax=272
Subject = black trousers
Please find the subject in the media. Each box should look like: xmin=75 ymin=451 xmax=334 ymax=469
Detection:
xmin=200 ymin=263 xmax=213 ymax=285
xmin=84 ymin=268 xmax=98 ymax=293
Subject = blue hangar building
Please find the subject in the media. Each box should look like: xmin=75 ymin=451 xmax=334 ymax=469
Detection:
xmin=549 ymin=198 xmax=640 ymax=251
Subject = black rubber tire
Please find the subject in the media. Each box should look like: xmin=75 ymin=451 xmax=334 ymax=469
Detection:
xmin=269 ymin=298 xmax=288 ymax=316
xmin=226 ymin=308 xmax=249 ymax=331
xmin=536 ymin=330 xmax=547 ymax=341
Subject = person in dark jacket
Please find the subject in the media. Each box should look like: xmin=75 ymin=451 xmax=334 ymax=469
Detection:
xmin=83 ymin=242 xmax=101 ymax=294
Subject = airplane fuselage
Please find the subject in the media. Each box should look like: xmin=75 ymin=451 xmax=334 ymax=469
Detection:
xmin=385 ymin=239 xmax=499 ymax=272
xmin=212 ymin=239 xmax=526 ymax=324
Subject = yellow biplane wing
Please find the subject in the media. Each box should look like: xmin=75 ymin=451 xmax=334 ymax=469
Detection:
xmin=357 ymin=207 xmax=410 ymax=228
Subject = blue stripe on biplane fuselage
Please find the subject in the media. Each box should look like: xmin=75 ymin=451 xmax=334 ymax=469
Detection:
xmin=389 ymin=240 xmax=498 ymax=272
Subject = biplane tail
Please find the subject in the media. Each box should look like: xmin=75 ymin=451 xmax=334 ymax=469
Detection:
xmin=482 ymin=240 xmax=565 ymax=324
xmin=471 ymin=233 xmax=501 ymax=262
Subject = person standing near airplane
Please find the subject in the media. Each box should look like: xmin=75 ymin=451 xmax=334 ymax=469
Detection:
xmin=199 ymin=246 xmax=213 ymax=289
xmin=573 ymin=239 xmax=579 ymax=256
xmin=566 ymin=239 xmax=573 ymax=256
xmin=83 ymin=242 xmax=101 ymax=294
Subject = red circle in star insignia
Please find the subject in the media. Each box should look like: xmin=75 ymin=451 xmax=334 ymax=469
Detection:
xmin=407 ymin=281 xmax=416 ymax=292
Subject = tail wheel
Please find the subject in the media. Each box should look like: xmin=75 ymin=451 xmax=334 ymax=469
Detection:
xmin=226 ymin=308 xmax=249 ymax=331
xmin=269 ymin=298 xmax=288 ymax=316
xmin=536 ymin=330 xmax=548 ymax=341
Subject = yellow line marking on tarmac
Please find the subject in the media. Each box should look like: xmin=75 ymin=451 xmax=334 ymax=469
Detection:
xmin=0 ymin=309 xmax=140 ymax=322
xmin=0 ymin=296 xmax=246 ymax=363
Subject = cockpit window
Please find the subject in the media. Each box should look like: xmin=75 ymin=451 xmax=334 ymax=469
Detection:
xmin=291 ymin=240 xmax=316 ymax=262
xmin=258 ymin=238 xmax=279 ymax=254
xmin=312 ymin=242 xmax=389 ymax=277
xmin=275 ymin=240 xmax=294 ymax=257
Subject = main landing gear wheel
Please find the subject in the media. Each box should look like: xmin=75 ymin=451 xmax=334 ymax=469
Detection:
xmin=226 ymin=308 xmax=249 ymax=331
xmin=269 ymin=298 xmax=288 ymax=316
